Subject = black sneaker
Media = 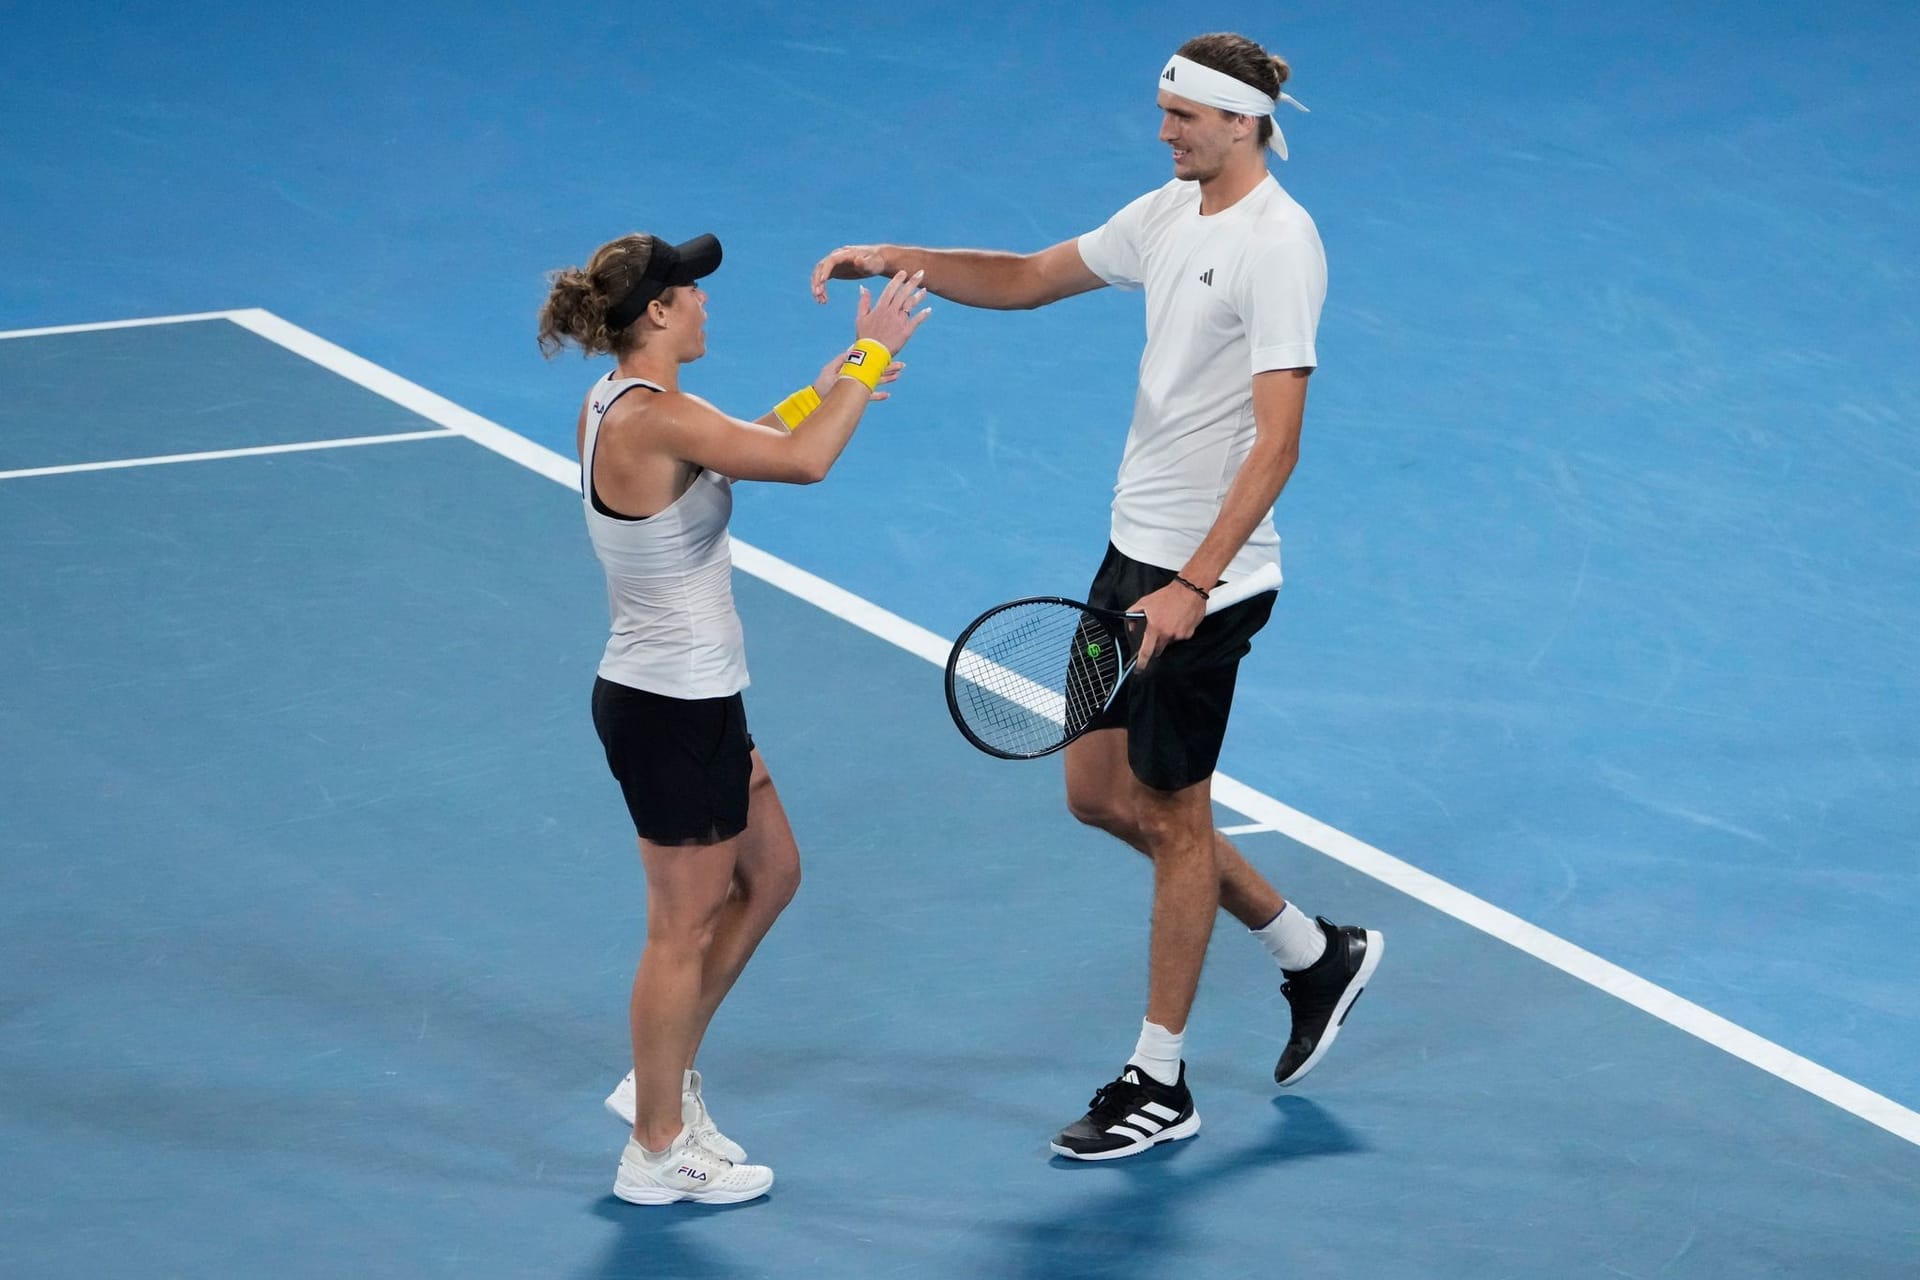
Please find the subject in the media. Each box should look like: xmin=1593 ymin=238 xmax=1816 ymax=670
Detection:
xmin=1274 ymin=918 xmax=1384 ymax=1087
xmin=1050 ymin=1062 xmax=1201 ymax=1161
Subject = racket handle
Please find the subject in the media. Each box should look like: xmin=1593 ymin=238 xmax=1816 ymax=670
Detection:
xmin=1201 ymin=561 xmax=1281 ymax=615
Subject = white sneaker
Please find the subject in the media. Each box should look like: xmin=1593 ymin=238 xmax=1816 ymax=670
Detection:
xmin=681 ymin=1069 xmax=747 ymax=1163
xmin=604 ymin=1071 xmax=636 ymax=1125
xmin=612 ymin=1128 xmax=773 ymax=1206
xmin=604 ymin=1069 xmax=748 ymax=1163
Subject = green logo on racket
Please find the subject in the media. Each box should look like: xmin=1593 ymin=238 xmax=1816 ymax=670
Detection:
xmin=1086 ymin=642 xmax=1103 ymax=658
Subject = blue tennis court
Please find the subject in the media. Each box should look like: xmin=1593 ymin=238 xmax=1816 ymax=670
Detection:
xmin=4 ymin=3 xmax=1918 ymax=1277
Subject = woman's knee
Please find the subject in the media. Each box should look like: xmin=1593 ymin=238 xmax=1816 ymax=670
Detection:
xmin=641 ymin=852 xmax=734 ymax=950
xmin=741 ymin=854 xmax=801 ymax=912
xmin=646 ymin=901 xmax=724 ymax=953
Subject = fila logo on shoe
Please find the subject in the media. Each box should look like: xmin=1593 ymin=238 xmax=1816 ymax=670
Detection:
xmin=677 ymin=1166 xmax=708 ymax=1182
xmin=1198 ymin=269 xmax=1214 ymax=287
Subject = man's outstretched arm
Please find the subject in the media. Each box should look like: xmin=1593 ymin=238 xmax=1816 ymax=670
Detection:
xmin=811 ymin=238 xmax=1104 ymax=311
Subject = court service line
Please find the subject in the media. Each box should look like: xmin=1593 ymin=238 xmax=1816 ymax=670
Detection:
xmin=24 ymin=309 xmax=1914 ymax=1150
xmin=0 ymin=310 xmax=247 ymax=342
xmin=0 ymin=431 xmax=457 ymax=482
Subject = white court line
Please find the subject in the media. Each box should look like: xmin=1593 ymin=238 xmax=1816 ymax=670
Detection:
xmin=0 ymin=310 xmax=245 ymax=341
xmin=11 ymin=308 xmax=1916 ymax=1149
xmin=1218 ymin=822 xmax=1276 ymax=837
xmin=0 ymin=431 xmax=455 ymax=481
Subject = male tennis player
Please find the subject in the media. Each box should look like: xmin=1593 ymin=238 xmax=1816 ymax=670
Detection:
xmin=542 ymin=232 xmax=929 ymax=1200
xmin=811 ymin=32 xmax=1382 ymax=1160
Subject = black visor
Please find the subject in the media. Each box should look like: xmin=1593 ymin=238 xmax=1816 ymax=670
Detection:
xmin=605 ymin=233 xmax=724 ymax=331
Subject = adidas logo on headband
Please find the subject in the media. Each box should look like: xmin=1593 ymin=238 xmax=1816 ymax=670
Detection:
xmin=1162 ymin=65 xmax=1175 ymax=81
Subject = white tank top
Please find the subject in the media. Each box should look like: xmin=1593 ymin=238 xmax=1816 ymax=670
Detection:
xmin=581 ymin=373 xmax=749 ymax=699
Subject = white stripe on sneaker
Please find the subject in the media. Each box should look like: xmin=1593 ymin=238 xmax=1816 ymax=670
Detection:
xmin=1142 ymin=1101 xmax=1180 ymax=1121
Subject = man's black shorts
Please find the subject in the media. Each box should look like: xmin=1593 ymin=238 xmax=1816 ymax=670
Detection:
xmin=591 ymin=677 xmax=755 ymax=846
xmin=1082 ymin=543 xmax=1275 ymax=792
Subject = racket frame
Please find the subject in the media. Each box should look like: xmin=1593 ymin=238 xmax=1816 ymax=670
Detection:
xmin=943 ymin=561 xmax=1282 ymax=760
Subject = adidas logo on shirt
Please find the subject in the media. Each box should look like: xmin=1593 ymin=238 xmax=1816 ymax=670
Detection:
xmin=1198 ymin=268 xmax=1214 ymax=286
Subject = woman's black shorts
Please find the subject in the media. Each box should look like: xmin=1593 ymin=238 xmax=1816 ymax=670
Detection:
xmin=1082 ymin=543 xmax=1276 ymax=792
xmin=590 ymin=677 xmax=755 ymax=846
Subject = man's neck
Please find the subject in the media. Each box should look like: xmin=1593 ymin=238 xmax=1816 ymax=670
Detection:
xmin=1196 ymin=151 xmax=1269 ymax=215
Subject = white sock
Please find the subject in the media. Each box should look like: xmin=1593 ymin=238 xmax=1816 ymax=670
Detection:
xmin=1125 ymin=1019 xmax=1185 ymax=1086
xmin=634 ymin=1125 xmax=690 ymax=1163
xmin=1255 ymin=902 xmax=1327 ymax=972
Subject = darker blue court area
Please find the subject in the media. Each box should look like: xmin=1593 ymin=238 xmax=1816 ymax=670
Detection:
xmin=1 ymin=320 xmax=1916 ymax=1278
xmin=0 ymin=322 xmax=434 ymax=471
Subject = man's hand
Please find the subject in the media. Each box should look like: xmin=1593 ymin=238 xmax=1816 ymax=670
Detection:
xmin=1128 ymin=580 xmax=1208 ymax=670
xmin=810 ymin=244 xmax=890 ymax=303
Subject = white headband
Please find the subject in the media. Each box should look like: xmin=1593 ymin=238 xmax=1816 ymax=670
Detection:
xmin=1158 ymin=54 xmax=1309 ymax=160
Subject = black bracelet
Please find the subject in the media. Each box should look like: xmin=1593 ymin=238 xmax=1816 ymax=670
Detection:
xmin=1172 ymin=574 xmax=1211 ymax=600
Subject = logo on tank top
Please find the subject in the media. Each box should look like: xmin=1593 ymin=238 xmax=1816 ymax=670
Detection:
xmin=1198 ymin=268 xmax=1214 ymax=286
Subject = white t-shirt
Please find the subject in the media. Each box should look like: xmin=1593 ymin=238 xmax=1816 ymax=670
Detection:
xmin=1077 ymin=174 xmax=1326 ymax=581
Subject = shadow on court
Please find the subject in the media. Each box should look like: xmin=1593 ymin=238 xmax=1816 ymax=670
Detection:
xmin=988 ymin=1097 xmax=1369 ymax=1278
xmin=583 ymin=1197 xmax=763 ymax=1280
xmin=568 ymin=1096 xmax=1370 ymax=1280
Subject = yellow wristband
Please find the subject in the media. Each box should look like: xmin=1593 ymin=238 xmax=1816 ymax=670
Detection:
xmin=773 ymin=385 xmax=822 ymax=431
xmin=836 ymin=338 xmax=892 ymax=392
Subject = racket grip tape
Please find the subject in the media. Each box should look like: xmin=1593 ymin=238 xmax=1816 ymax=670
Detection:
xmin=1201 ymin=562 xmax=1282 ymax=615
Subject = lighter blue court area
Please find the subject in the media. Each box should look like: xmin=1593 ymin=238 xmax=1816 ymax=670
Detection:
xmin=0 ymin=321 xmax=1913 ymax=1280
xmin=4 ymin=1 xmax=1920 ymax=1276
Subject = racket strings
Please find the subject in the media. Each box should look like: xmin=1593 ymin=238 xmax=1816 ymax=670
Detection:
xmin=950 ymin=602 xmax=1125 ymax=756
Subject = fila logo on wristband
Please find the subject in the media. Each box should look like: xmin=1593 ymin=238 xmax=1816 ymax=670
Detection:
xmin=839 ymin=338 xmax=891 ymax=391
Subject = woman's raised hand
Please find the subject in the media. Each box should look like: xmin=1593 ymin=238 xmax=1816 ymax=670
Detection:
xmin=855 ymin=270 xmax=931 ymax=356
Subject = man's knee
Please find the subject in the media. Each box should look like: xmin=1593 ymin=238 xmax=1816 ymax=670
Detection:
xmin=1066 ymin=780 xmax=1135 ymax=838
xmin=1132 ymin=784 xmax=1214 ymax=858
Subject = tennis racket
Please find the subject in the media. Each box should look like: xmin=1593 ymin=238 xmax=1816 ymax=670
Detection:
xmin=944 ymin=561 xmax=1282 ymax=760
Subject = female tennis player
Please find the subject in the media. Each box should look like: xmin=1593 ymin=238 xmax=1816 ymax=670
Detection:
xmin=538 ymin=232 xmax=929 ymax=1204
